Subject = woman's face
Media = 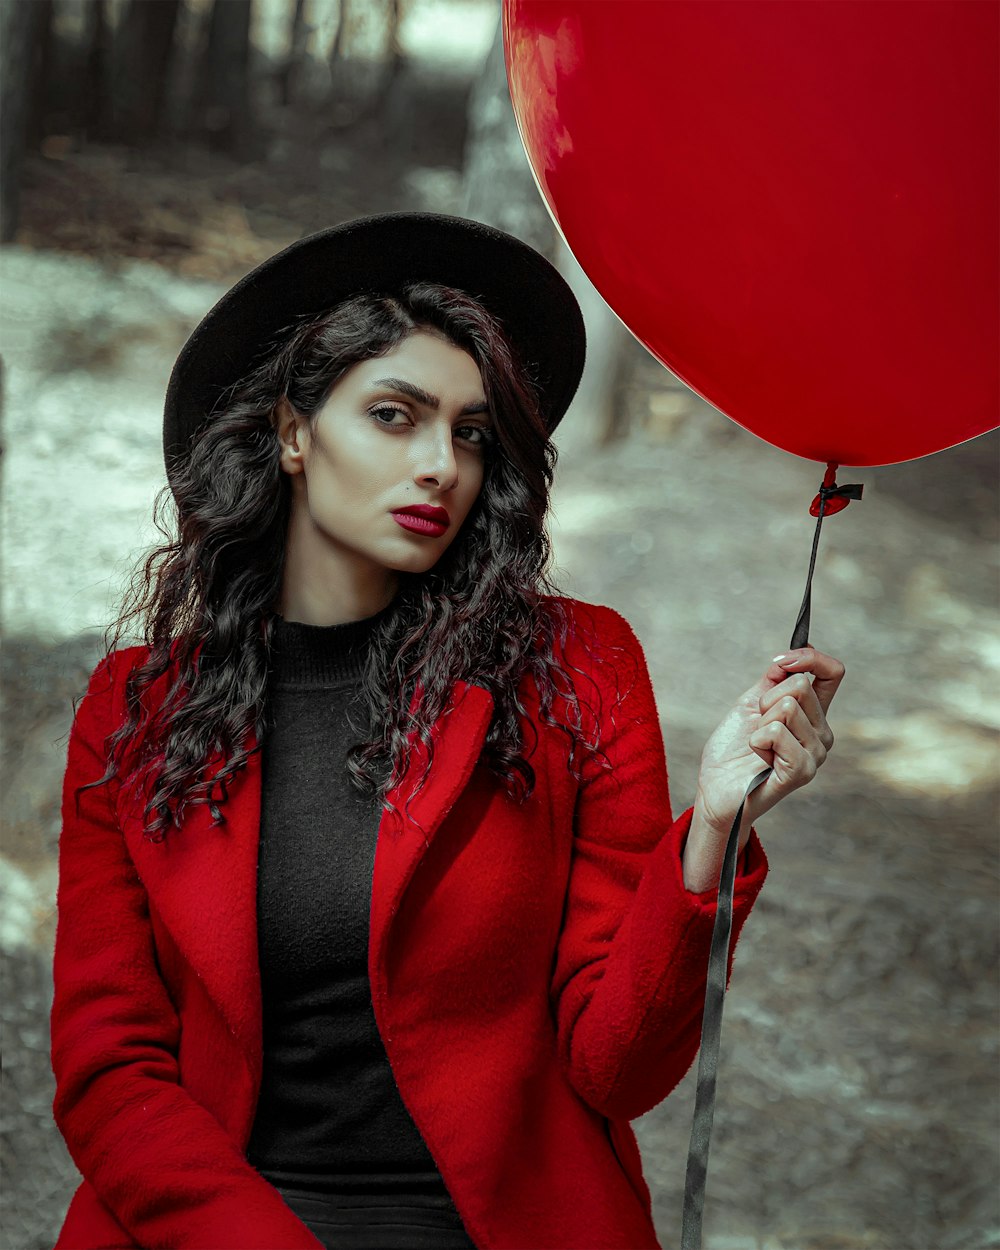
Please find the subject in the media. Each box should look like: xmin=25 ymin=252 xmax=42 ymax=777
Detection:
xmin=276 ymin=330 xmax=493 ymax=621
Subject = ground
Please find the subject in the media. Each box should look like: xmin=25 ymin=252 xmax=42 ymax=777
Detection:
xmin=1 ymin=117 xmax=997 ymax=1250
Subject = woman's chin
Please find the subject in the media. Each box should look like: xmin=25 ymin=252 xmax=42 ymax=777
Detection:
xmin=392 ymin=556 xmax=445 ymax=576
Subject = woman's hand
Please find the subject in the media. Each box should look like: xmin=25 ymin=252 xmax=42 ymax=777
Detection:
xmin=683 ymin=646 xmax=845 ymax=891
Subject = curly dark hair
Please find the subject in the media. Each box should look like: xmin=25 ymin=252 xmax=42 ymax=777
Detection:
xmin=78 ymin=281 xmax=611 ymax=842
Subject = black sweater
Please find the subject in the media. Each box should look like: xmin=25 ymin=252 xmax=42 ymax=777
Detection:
xmin=245 ymin=607 xmax=464 ymax=1217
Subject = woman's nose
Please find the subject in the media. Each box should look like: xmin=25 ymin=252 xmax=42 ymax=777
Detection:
xmin=412 ymin=429 xmax=459 ymax=490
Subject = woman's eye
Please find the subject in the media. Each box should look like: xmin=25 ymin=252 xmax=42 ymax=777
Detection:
xmin=368 ymin=404 xmax=410 ymax=427
xmin=368 ymin=405 xmax=495 ymax=449
xmin=457 ymin=425 xmax=496 ymax=448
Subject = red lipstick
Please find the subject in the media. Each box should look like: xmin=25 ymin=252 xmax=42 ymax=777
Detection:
xmin=391 ymin=504 xmax=450 ymax=536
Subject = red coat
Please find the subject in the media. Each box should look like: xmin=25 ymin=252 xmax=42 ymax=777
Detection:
xmin=50 ymin=597 xmax=768 ymax=1250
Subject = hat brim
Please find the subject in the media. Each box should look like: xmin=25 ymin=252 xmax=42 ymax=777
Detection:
xmin=162 ymin=212 xmax=586 ymax=490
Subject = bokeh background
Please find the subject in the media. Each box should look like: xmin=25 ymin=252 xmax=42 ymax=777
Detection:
xmin=1 ymin=2 xmax=997 ymax=1248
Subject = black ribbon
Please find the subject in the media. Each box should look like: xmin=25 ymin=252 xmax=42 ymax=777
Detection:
xmin=680 ymin=466 xmax=862 ymax=1249
xmin=789 ymin=479 xmax=865 ymax=652
xmin=679 ymin=760 xmax=770 ymax=1249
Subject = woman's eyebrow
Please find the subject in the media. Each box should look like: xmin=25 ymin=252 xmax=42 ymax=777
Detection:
xmin=366 ymin=377 xmax=490 ymax=417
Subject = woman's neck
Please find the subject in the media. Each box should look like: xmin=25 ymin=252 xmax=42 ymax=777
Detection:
xmin=277 ymin=579 xmax=399 ymax=628
xmin=278 ymin=507 xmax=400 ymax=626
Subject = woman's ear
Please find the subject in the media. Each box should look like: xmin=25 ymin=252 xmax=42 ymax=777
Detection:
xmin=274 ymin=397 xmax=308 ymax=476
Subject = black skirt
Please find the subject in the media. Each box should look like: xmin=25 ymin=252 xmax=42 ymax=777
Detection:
xmin=273 ymin=1183 xmax=479 ymax=1250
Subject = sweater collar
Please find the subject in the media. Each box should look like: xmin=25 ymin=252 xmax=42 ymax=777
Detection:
xmin=269 ymin=603 xmax=395 ymax=687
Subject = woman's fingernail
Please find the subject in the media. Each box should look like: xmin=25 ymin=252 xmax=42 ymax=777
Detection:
xmin=772 ymin=653 xmax=795 ymax=665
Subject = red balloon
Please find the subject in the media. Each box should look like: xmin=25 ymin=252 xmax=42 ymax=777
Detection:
xmin=503 ymin=0 xmax=999 ymax=468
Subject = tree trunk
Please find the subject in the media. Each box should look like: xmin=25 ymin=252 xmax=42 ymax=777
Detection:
xmin=192 ymin=0 xmax=255 ymax=156
xmin=370 ymin=0 xmax=405 ymax=124
xmin=82 ymin=0 xmax=112 ymax=140
xmin=113 ymin=0 xmax=181 ymax=143
xmin=277 ymin=0 xmax=309 ymax=109
xmin=329 ymin=0 xmax=349 ymax=71
xmin=0 ymin=0 xmax=44 ymax=241
xmin=325 ymin=0 xmax=406 ymax=134
xmin=460 ymin=18 xmax=635 ymax=450
xmin=24 ymin=0 xmax=53 ymax=148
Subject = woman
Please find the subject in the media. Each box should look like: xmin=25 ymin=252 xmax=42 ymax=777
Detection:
xmin=49 ymin=213 xmax=844 ymax=1250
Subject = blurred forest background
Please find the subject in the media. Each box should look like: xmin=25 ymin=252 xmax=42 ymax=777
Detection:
xmin=1 ymin=2 xmax=997 ymax=1249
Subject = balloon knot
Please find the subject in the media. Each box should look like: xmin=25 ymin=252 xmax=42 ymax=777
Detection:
xmin=809 ymin=461 xmax=864 ymax=517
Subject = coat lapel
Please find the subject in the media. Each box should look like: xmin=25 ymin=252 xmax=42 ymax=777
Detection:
xmin=368 ymin=679 xmax=495 ymax=991
xmin=119 ymin=676 xmax=495 ymax=1075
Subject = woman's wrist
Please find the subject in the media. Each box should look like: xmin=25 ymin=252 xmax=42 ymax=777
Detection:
xmin=682 ymin=792 xmax=752 ymax=893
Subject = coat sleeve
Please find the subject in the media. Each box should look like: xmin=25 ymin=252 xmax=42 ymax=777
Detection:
xmin=548 ymin=603 xmax=769 ymax=1122
xmin=50 ymin=650 xmax=324 ymax=1250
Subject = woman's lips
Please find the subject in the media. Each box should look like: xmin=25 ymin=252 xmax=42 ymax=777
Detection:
xmin=391 ymin=512 xmax=449 ymax=536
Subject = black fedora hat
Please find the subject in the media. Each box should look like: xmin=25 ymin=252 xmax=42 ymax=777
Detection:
xmin=162 ymin=211 xmax=586 ymax=493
